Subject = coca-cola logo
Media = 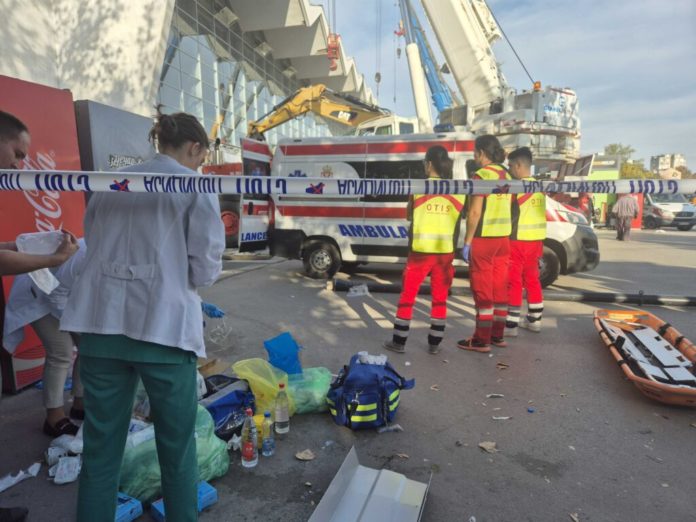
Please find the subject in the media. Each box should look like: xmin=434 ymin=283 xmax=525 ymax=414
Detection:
xmin=21 ymin=151 xmax=64 ymax=232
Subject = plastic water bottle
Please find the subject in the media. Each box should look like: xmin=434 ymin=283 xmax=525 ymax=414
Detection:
xmin=240 ymin=408 xmax=258 ymax=468
xmin=261 ymin=411 xmax=275 ymax=457
xmin=274 ymin=383 xmax=290 ymax=434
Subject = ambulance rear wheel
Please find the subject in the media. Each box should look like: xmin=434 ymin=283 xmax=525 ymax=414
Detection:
xmin=303 ymin=240 xmax=341 ymax=279
xmin=220 ymin=202 xmax=240 ymax=248
xmin=539 ymin=246 xmax=560 ymax=288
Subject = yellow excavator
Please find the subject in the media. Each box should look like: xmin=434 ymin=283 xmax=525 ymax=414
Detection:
xmin=246 ymin=84 xmax=390 ymax=140
xmin=209 ymin=83 xmax=390 ymax=142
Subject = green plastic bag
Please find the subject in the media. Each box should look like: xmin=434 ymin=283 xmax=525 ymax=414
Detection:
xmin=288 ymin=367 xmax=332 ymax=414
xmin=232 ymin=358 xmax=296 ymax=416
xmin=120 ymin=405 xmax=229 ymax=502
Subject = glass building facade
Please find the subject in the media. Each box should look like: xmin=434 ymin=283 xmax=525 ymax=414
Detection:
xmin=157 ymin=0 xmax=331 ymax=152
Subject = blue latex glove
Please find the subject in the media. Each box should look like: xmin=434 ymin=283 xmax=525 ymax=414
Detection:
xmin=201 ymin=302 xmax=225 ymax=318
xmin=461 ymin=244 xmax=471 ymax=264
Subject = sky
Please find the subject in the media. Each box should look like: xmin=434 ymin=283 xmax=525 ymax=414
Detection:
xmin=314 ymin=0 xmax=696 ymax=168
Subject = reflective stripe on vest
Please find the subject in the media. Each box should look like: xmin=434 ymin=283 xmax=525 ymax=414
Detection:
xmin=411 ymin=193 xmax=466 ymax=253
xmin=476 ymin=164 xmax=512 ymax=237
xmin=513 ymin=178 xmax=546 ymax=241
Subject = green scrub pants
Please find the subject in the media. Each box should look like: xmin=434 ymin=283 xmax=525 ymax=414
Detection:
xmin=77 ymin=334 xmax=199 ymax=522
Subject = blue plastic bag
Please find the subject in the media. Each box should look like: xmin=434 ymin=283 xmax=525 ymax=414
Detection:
xmin=263 ymin=332 xmax=303 ymax=376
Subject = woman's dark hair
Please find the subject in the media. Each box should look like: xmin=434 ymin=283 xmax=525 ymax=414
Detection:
xmin=465 ymin=159 xmax=478 ymax=177
xmin=474 ymin=135 xmax=506 ymax=164
xmin=425 ymin=145 xmax=453 ymax=179
xmin=0 ymin=111 xmax=28 ymax=142
xmin=149 ymin=105 xmax=209 ymax=150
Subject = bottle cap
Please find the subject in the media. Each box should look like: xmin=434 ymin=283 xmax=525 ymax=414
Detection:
xmin=279 ymin=383 xmax=285 ymax=390
xmin=245 ymin=407 xmax=253 ymax=416
xmin=264 ymin=411 xmax=271 ymax=418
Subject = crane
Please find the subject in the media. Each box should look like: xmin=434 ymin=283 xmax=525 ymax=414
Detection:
xmin=398 ymin=0 xmax=459 ymax=115
xmin=402 ymin=0 xmax=580 ymax=165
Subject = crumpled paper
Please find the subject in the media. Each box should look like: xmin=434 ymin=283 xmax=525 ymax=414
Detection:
xmin=0 ymin=462 xmax=41 ymax=493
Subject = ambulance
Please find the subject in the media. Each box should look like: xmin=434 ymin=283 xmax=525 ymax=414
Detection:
xmin=260 ymin=132 xmax=599 ymax=287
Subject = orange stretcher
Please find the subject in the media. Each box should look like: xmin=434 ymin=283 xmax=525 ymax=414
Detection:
xmin=593 ymin=309 xmax=696 ymax=406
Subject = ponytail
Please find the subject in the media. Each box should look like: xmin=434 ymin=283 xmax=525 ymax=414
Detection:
xmin=474 ymin=135 xmax=506 ymax=164
xmin=149 ymin=105 xmax=209 ymax=151
xmin=425 ymin=145 xmax=453 ymax=179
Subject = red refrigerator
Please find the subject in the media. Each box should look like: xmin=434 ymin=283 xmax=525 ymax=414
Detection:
xmin=0 ymin=75 xmax=85 ymax=392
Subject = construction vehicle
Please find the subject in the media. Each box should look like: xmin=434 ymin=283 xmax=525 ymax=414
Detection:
xmin=398 ymin=0 xmax=581 ymax=168
xmin=247 ymin=84 xmax=392 ymax=140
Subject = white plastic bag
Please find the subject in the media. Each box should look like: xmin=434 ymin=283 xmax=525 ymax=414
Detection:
xmin=45 ymin=447 xmax=68 ymax=467
xmin=53 ymin=456 xmax=81 ymax=485
xmin=347 ymin=284 xmax=371 ymax=297
xmin=196 ymin=371 xmax=206 ymax=400
xmin=15 ymin=231 xmax=63 ymax=294
xmin=126 ymin=422 xmax=155 ymax=448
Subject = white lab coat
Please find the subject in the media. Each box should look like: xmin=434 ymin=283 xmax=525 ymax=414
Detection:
xmin=60 ymin=154 xmax=224 ymax=357
xmin=3 ymin=241 xmax=87 ymax=352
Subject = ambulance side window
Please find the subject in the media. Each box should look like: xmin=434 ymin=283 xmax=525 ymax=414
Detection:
xmin=243 ymin=158 xmax=270 ymax=202
xmin=352 ymin=161 xmax=425 ymax=203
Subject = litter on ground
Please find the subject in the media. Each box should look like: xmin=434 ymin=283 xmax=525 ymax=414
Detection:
xmin=478 ymin=441 xmax=498 ymax=453
xmin=295 ymin=449 xmax=316 ymax=461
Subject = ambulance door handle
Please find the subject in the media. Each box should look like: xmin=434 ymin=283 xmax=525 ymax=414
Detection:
xmin=248 ymin=201 xmax=254 ymax=215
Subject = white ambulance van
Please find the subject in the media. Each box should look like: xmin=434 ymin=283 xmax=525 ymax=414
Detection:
xmin=267 ymin=133 xmax=599 ymax=287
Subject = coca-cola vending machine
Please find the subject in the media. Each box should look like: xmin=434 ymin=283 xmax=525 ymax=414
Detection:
xmin=0 ymin=75 xmax=85 ymax=393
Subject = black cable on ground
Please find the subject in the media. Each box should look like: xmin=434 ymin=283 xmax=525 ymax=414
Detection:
xmin=331 ymin=279 xmax=696 ymax=307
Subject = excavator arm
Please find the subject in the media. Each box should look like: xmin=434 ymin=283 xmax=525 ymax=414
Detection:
xmin=247 ymin=84 xmax=389 ymax=139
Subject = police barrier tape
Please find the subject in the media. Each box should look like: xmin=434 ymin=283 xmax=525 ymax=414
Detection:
xmin=0 ymin=169 xmax=695 ymax=196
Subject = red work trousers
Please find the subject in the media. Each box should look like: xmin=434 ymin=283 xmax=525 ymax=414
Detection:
xmin=396 ymin=252 xmax=455 ymax=321
xmin=508 ymin=240 xmax=543 ymax=308
xmin=469 ymin=237 xmax=510 ymax=344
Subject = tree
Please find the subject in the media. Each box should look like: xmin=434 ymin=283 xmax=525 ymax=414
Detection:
xmin=676 ymin=165 xmax=695 ymax=179
xmin=604 ymin=143 xmax=635 ymax=163
xmin=619 ymin=162 xmax=656 ymax=179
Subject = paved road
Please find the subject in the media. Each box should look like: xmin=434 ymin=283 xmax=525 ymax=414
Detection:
xmin=1 ymin=227 xmax=695 ymax=521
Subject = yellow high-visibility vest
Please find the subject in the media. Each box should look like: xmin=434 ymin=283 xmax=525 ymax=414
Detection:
xmin=513 ymin=178 xmax=546 ymax=241
xmin=475 ymin=164 xmax=512 ymax=237
xmin=411 ymin=194 xmax=466 ymax=253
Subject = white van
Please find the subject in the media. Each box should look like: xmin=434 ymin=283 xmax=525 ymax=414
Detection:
xmin=642 ymin=193 xmax=696 ymax=231
xmin=266 ymin=133 xmax=599 ymax=287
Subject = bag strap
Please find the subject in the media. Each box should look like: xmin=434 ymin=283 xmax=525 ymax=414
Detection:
xmin=329 ymin=365 xmax=350 ymax=391
xmin=385 ymin=361 xmax=415 ymax=390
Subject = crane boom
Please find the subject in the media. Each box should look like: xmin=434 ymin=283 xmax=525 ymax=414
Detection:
xmin=247 ymin=84 xmax=390 ymax=140
xmin=407 ymin=0 xmax=581 ymax=164
xmin=400 ymin=0 xmax=457 ymax=114
xmin=421 ymin=0 xmax=507 ymax=109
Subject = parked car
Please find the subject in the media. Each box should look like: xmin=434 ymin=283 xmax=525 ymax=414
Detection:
xmin=642 ymin=193 xmax=696 ymax=231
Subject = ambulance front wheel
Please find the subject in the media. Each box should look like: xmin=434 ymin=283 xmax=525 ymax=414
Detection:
xmin=539 ymin=246 xmax=560 ymax=288
xmin=303 ymin=240 xmax=341 ymax=279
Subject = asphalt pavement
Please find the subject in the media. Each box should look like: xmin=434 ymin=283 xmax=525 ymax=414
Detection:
xmin=1 ymin=227 xmax=695 ymax=521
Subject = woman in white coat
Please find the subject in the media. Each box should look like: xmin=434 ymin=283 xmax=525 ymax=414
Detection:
xmin=60 ymin=109 xmax=224 ymax=522
xmin=3 ymin=241 xmax=86 ymax=436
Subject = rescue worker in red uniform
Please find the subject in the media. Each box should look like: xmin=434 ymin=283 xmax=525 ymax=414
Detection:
xmin=385 ymin=146 xmax=465 ymax=355
xmin=457 ymin=135 xmax=512 ymax=352
xmin=504 ymin=147 xmax=545 ymax=336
